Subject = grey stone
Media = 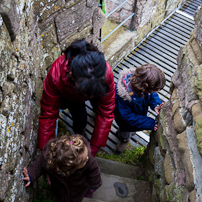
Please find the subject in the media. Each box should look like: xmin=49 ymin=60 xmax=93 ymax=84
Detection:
xmin=95 ymin=157 xmax=144 ymax=179
xmin=187 ymin=126 xmax=202 ymax=195
xmin=91 ymin=173 xmax=151 ymax=202
xmin=55 ymin=0 xmax=96 ymax=42
xmin=0 ymin=0 xmax=20 ymax=41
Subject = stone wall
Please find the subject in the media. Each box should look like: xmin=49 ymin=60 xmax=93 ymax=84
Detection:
xmin=105 ymin=0 xmax=186 ymax=44
xmin=145 ymin=5 xmax=202 ymax=202
xmin=0 ymin=0 xmax=105 ymax=201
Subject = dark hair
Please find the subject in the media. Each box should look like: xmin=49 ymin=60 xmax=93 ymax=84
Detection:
xmin=63 ymin=39 xmax=109 ymax=99
xmin=45 ymin=135 xmax=89 ymax=176
xmin=130 ymin=64 xmax=166 ymax=96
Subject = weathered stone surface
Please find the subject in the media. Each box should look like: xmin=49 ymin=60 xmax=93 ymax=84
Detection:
xmin=160 ymin=187 xmax=168 ymax=202
xmin=194 ymin=64 xmax=202 ymax=102
xmin=156 ymin=120 xmax=167 ymax=156
xmin=173 ymin=108 xmax=186 ymax=134
xmin=104 ymin=30 xmax=135 ymax=68
xmin=177 ymin=131 xmax=194 ymax=192
xmin=195 ymin=5 xmax=202 ymax=50
xmin=33 ymin=0 xmax=65 ymax=23
xmin=0 ymin=0 xmax=20 ymax=41
xmin=189 ymin=189 xmax=197 ymax=202
xmin=165 ymin=183 xmax=189 ymax=202
xmin=188 ymin=30 xmax=202 ymax=65
xmin=186 ymin=126 xmax=202 ymax=195
xmin=196 ymin=194 xmax=202 ymax=202
xmin=0 ymin=0 xmax=102 ymax=201
xmin=106 ymin=0 xmax=185 ymax=43
xmin=154 ymin=147 xmax=164 ymax=177
xmin=60 ymin=20 xmax=92 ymax=49
xmin=160 ymin=101 xmax=184 ymax=179
xmin=55 ymin=0 xmax=96 ymax=42
xmin=92 ymin=8 xmax=106 ymax=36
xmin=164 ymin=152 xmax=174 ymax=185
xmin=145 ymin=4 xmax=202 ymax=202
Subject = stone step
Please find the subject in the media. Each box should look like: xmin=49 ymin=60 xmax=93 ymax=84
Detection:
xmin=102 ymin=19 xmax=136 ymax=68
xmin=82 ymin=173 xmax=152 ymax=202
xmin=95 ymin=157 xmax=144 ymax=179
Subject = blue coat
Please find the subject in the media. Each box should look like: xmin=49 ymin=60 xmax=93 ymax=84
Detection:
xmin=114 ymin=69 xmax=162 ymax=132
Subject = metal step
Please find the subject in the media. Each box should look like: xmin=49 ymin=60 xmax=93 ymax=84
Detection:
xmin=59 ymin=0 xmax=201 ymax=154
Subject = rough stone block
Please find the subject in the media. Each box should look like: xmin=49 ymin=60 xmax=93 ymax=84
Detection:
xmin=196 ymin=194 xmax=202 ymax=202
xmin=0 ymin=1 xmax=20 ymax=41
xmin=172 ymin=67 xmax=183 ymax=88
xmin=55 ymin=0 xmax=96 ymax=42
xmin=173 ymin=108 xmax=186 ymax=134
xmin=33 ymin=0 xmax=65 ymax=23
xmin=194 ymin=64 xmax=202 ymax=102
xmin=186 ymin=126 xmax=202 ymax=194
xmin=60 ymin=20 xmax=92 ymax=49
xmin=92 ymin=8 xmax=106 ymax=35
xmin=154 ymin=147 xmax=165 ymax=177
xmin=164 ymin=152 xmax=174 ymax=185
xmin=195 ymin=6 xmax=202 ymax=50
xmin=104 ymin=30 xmax=135 ymax=68
xmin=189 ymin=31 xmax=202 ymax=65
xmin=0 ymin=170 xmax=9 ymax=201
xmin=172 ymin=100 xmax=180 ymax=117
xmin=189 ymin=189 xmax=197 ymax=202
xmin=170 ymin=88 xmax=179 ymax=104
xmin=165 ymin=183 xmax=189 ymax=202
xmin=177 ymin=132 xmax=194 ymax=192
xmin=157 ymin=121 xmax=167 ymax=156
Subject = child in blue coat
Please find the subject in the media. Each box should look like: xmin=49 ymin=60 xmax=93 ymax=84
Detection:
xmin=114 ymin=64 xmax=166 ymax=153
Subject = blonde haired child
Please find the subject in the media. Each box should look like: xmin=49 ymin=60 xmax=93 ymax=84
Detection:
xmin=23 ymin=135 xmax=102 ymax=202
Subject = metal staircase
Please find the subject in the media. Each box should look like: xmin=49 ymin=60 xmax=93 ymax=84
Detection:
xmin=60 ymin=0 xmax=201 ymax=154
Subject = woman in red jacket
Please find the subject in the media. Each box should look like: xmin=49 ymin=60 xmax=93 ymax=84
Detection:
xmin=38 ymin=39 xmax=115 ymax=156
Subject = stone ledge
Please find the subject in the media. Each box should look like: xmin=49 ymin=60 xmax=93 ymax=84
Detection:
xmin=95 ymin=157 xmax=144 ymax=179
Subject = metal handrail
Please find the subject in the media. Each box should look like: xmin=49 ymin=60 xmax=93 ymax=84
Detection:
xmin=99 ymin=0 xmax=137 ymax=42
xmin=112 ymin=2 xmax=187 ymax=71
xmin=130 ymin=0 xmax=137 ymax=31
xmin=105 ymin=0 xmax=131 ymax=18
xmin=101 ymin=13 xmax=135 ymax=43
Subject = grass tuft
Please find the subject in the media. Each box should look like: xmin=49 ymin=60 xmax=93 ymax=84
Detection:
xmin=96 ymin=144 xmax=146 ymax=165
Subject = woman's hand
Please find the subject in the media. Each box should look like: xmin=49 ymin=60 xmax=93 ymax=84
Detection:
xmin=23 ymin=167 xmax=31 ymax=187
xmin=154 ymin=103 xmax=164 ymax=115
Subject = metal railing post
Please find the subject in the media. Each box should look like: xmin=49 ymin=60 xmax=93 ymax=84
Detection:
xmin=130 ymin=0 xmax=137 ymax=31
xmin=98 ymin=0 xmax=103 ymax=41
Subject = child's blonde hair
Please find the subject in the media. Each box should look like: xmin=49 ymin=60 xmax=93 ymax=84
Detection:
xmin=130 ymin=64 xmax=166 ymax=96
xmin=45 ymin=134 xmax=89 ymax=175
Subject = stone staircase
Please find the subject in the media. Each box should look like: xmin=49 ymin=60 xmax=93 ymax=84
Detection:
xmin=82 ymin=157 xmax=152 ymax=202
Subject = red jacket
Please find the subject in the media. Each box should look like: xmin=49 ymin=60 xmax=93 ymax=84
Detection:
xmin=38 ymin=55 xmax=115 ymax=150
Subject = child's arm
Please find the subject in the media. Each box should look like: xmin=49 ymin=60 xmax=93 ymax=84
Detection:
xmin=117 ymin=98 xmax=156 ymax=131
xmin=23 ymin=154 xmax=46 ymax=187
xmin=154 ymin=103 xmax=164 ymax=115
xmin=149 ymin=92 xmax=163 ymax=111
xmin=23 ymin=167 xmax=31 ymax=187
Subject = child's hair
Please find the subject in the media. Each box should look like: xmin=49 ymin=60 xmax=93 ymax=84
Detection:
xmin=130 ymin=64 xmax=166 ymax=96
xmin=45 ymin=135 xmax=89 ymax=176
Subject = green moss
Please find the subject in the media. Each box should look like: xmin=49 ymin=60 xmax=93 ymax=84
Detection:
xmin=165 ymin=183 xmax=188 ymax=202
xmin=34 ymin=177 xmax=54 ymax=202
xmin=156 ymin=178 xmax=161 ymax=196
xmin=96 ymin=145 xmax=146 ymax=165
xmin=194 ymin=119 xmax=202 ymax=156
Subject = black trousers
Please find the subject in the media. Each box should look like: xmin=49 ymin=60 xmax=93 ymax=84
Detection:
xmin=61 ymin=99 xmax=97 ymax=135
